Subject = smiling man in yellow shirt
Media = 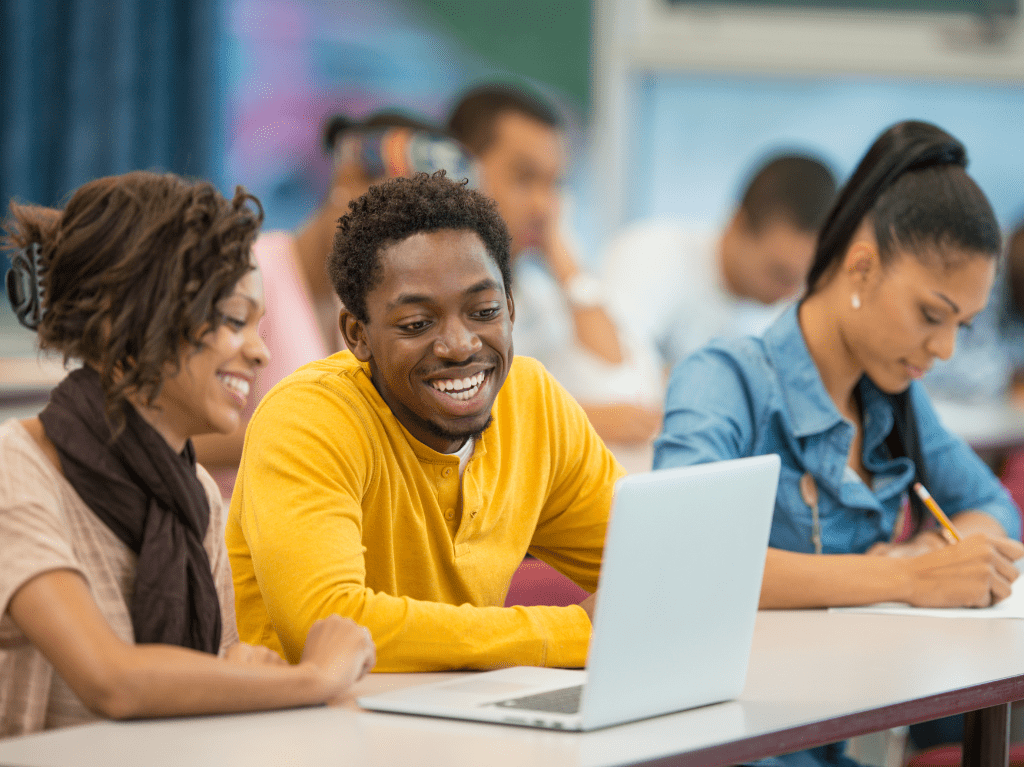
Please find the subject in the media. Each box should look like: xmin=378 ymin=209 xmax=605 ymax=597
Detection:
xmin=227 ymin=171 xmax=624 ymax=671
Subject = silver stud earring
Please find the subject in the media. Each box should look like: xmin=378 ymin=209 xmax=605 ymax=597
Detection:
xmin=851 ymin=293 xmax=861 ymax=310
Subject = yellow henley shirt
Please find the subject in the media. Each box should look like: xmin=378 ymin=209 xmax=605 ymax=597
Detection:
xmin=227 ymin=352 xmax=624 ymax=671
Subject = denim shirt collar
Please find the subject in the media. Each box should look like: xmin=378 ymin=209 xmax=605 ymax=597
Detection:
xmin=763 ymin=305 xmax=895 ymax=449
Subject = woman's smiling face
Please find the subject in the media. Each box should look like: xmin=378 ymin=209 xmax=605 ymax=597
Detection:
xmin=146 ymin=268 xmax=269 ymax=451
xmin=342 ymin=229 xmax=514 ymax=453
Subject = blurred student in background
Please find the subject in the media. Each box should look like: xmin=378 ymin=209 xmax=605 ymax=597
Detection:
xmin=195 ymin=112 xmax=474 ymax=496
xmin=1 ymin=171 xmax=374 ymax=737
xmin=447 ymin=84 xmax=664 ymax=450
xmin=602 ymin=153 xmax=836 ymax=372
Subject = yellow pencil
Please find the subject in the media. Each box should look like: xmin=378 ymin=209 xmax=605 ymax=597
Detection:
xmin=912 ymin=482 xmax=962 ymax=543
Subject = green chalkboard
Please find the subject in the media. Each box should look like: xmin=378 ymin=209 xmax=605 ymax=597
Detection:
xmin=410 ymin=0 xmax=592 ymax=111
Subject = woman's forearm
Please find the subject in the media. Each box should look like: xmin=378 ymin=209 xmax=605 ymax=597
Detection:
xmin=761 ymin=533 xmax=1024 ymax=610
xmin=759 ymin=547 xmax=910 ymax=609
xmin=95 ymin=643 xmax=327 ymax=720
xmin=9 ymin=569 xmax=373 ymax=721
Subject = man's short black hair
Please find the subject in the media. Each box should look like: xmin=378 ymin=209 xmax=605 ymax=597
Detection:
xmin=446 ymin=83 xmax=562 ymax=156
xmin=328 ymin=171 xmax=512 ymax=323
xmin=738 ymin=154 xmax=838 ymax=235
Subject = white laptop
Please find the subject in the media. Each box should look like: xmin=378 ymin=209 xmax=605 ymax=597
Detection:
xmin=358 ymin=454 xmax=780 ymax=731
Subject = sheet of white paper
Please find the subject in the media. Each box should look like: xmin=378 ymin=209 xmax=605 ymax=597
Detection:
xmin=829 ymin=561 xmax=1024 ymax=619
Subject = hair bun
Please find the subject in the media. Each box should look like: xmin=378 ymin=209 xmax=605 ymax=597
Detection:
xmin=903 ymin=141 xmax=966 ymax=174
xmin=891 ymin=120 xmax=967 ymax=179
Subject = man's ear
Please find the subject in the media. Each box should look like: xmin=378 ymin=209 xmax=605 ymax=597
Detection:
xmin=506 ymin=288 xmax=515 ymax=326
xmin=340 ymin=309 xmax=372 ymax=362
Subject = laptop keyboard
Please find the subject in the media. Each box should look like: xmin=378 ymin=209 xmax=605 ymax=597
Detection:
xmin=490 ymin=685 xmax=583 ymax=714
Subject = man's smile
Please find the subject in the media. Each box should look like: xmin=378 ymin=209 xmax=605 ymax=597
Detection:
xmin=428 ymin=370 xmax=488 ymax=401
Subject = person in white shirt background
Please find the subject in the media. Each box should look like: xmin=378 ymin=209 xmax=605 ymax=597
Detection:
xmin=602 ymin=154 xmax=837 ymax=377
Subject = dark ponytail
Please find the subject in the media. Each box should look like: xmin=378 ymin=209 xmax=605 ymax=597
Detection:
xmin=806 ymin=120 xmax=1000 ymax=293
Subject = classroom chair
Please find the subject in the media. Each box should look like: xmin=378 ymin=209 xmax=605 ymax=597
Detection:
xmin=503 ymin=556 xmax=589 ymax=607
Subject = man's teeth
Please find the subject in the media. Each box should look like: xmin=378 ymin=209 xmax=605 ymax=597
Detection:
xmin=430 ymin=372 xmax=486 ymax=400
xmin=217 ymin=374 xmax=250 ymax=399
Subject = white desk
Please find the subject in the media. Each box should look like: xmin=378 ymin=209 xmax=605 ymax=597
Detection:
xmin=3 ymin=610 xmax=1023 ymax=767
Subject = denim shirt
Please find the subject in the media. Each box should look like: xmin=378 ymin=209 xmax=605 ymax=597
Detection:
xmin=654 ymin=305 xmax=1021 ymax=555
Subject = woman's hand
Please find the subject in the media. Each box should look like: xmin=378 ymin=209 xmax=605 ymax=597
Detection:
xmin=901 ymin=533 xmax=1024 ymax=607
xmin=299 ymin=615 xmax=377 ymax=703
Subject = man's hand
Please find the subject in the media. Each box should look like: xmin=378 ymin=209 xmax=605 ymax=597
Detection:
xmin=540 ymin=226 xmax=578 ymax=287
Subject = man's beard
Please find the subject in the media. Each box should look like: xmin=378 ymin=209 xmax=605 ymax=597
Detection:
xmin=422 ymin=413 xmax=495 ymax=446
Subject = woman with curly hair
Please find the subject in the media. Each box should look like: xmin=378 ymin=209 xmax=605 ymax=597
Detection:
xmin=0 ymin=171 xmax=375 ymax=738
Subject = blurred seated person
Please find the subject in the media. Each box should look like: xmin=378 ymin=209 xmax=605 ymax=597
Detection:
xmin=602 ymin=153 xmax=837 ymax=372
xmin=1 ymin=171 xmax=374 ymax=737
xmin=925 ymin=220 xmax=1024 ymax=403
xmin=195 ymin=112 xmax=474 ymax=495
xmin=447 ymin=84 xmax=663 ymax=450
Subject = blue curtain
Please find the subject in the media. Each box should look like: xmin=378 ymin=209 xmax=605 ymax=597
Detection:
xmin=0 ymin=0 xmax=223 ymax=268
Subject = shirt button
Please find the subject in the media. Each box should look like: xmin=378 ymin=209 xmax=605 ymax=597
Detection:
xmin=445 ymin=508 xmax=455 ymax=520
xmin=442 ymin=467 xmax=453 ymax=478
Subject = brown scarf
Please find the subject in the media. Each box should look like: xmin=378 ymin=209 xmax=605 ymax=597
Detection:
xmin=39 ymin=367 xmax=222 ymax=653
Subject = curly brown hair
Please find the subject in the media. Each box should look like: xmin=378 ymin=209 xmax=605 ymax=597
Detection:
xmin=3 ymin=170 xmax=263 ymax=425
xmin=328 ymin=170 xmax=511 ymax=323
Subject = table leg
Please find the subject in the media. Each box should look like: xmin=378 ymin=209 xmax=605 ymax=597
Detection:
xmin=963 ymin=703 xmax=1011 ymax=767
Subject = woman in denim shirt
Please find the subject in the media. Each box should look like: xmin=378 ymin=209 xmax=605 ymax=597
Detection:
xmin=654 ymin=121 xmax=1024 ymax=767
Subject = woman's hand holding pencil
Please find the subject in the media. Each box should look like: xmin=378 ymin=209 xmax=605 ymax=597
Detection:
xmin=868 ymin=483 xmax=1023 ymax=606
xmin=900 ymin=532 xmax=1024 ymax=607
